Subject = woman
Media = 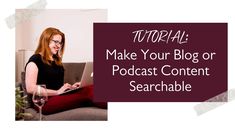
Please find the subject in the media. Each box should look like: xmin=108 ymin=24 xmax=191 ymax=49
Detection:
xmin=25 ymin=27 xmax=101 ymax=115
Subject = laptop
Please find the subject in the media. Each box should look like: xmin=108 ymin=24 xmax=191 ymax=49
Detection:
xmin=61 ymin=62 xmax=93 ymax=95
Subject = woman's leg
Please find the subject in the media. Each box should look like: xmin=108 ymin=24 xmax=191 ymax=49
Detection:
xmin=42 ymin=86 xmax=93 ymax=115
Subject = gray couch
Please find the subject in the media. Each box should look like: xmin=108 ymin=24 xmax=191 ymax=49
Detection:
xmin=21 ymin=63 xmax=107 ymax=121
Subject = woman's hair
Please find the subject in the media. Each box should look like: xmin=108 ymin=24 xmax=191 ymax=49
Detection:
xmin=35 ymin=27 xmax=65 ymax=66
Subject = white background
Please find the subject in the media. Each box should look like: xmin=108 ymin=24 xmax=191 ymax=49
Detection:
xmin=0 ymin=0 xmax=234 ymax=132
xmin=15 ymin=9 xmax=107 ymax=62
xmin=14 ymin=9 xmax=107 ymax=82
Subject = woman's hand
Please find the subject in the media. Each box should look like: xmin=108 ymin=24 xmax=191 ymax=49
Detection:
xmin=57 ymin=83 xmax=72 ymax=95
xmin=72 ymin=82 xmax=81 ymax=88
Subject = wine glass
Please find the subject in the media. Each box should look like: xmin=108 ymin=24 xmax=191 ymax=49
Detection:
xmin=32 ymin=84 xmax=48 ymax=121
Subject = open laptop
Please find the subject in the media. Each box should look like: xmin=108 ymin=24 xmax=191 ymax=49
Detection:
xmin=61 ymin=62 xmax=93 ymax=95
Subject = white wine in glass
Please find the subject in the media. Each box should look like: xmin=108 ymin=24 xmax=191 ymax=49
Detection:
xmin=32 ymin=84 xmax=48 ymax=121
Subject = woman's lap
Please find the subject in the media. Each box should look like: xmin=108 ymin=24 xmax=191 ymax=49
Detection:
xmin=41 ymin=85 xmax=96 ymax=115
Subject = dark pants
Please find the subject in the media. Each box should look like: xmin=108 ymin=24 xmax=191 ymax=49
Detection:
xmin=37 ymin=85 xmax=107 ymax=115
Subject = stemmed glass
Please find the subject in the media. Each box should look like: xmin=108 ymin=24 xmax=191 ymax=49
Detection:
xmin=32 ymin=84 xmax=48 ymax=121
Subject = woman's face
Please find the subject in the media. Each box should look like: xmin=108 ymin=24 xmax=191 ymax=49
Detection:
xmin=49 ymin=34 xmax=63 ymax=56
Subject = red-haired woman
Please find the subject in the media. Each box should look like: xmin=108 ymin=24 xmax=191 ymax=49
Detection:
xmin=25 ymin=27 xmax=105 ymax=115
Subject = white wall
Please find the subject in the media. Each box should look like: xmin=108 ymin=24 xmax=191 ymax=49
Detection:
xmin=15 ymin=9 xmax=107 ymax=81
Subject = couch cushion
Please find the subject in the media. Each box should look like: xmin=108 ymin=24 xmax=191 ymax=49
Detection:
xmin=25 ymin=107 xmax=107 ymax=121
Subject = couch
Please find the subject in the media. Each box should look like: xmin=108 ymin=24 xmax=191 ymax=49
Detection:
xmin=20 ymin=63 xmax=107 ymax=121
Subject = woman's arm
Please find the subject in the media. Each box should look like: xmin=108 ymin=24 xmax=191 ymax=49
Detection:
xmin=25 ymin=62 xmax=70 ymax=96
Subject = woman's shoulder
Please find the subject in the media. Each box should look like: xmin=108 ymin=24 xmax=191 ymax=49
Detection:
xmin=25 ymin=54 xmax=42 ymax=70
xmin=29 ymin=54 xmax=41 ymax=60
xmin=28 ymin=54 xmax=43 ymax=64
